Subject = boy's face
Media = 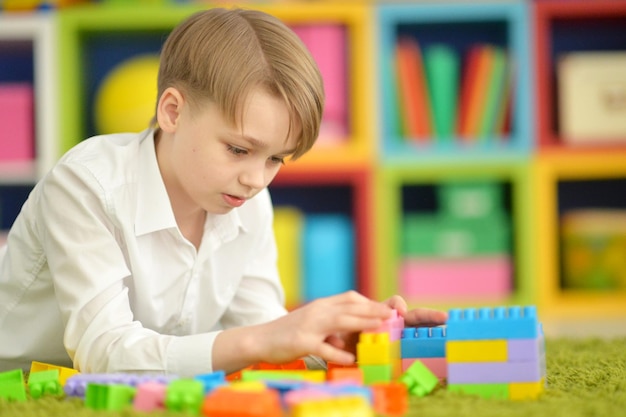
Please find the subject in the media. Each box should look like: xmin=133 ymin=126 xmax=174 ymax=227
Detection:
xmin=159 ymin=87 xmax=298 ymax=215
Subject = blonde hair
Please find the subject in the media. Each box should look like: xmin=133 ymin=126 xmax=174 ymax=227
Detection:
xmin=155 ymin=7 xmax=325 ymax=160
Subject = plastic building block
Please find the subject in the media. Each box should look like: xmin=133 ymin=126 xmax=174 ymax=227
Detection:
xmin=30 ymin=361 xmax=79 ymax=385
xmin=448 ymin=360 xmax=543 ymax=384
xmin=508 ymin=338 xmax=543 ymax=361
xmin=241 ymin=370 xmax=325 ymax=383
xmin=28 ymin=369 xmax=62 ymax=399
xmin=165 ymin=379 xmax=204 ymax=415
xmin=509 ymin=379 xmax=545 ymax=400
xmin=202 ymin=387 xmax=282 ymax=417
xmin=291 ymin=396 xmax=373 ymax=417
xmin=253 ymin=359 xmax=308 ymax=370
xmin=85 ymin=383 xmax=136 ymax=411
xmin=446 ymin=339 xmax=508 ymax=363
xmin=401 ymin=326 xmax=446 ymax=358
xmin=398 ymin=360 xmax=439 ymax=397
xmin=195 ymin=370 xmax=226 ymax=394
xmin=369 ymin=309 xmax=405 ymax=341
xmin=64 ymin=373 xmax=176 ymax=398
xmin=228 ymin=381 xmax=267 ymax=392
xmin=133 ymin=381 xmax=166 ymax=412
xmin=448 ymin=382 xmax=509 ymax=399
xmin=401 ymin=357 xmax=447 ymax=380
xmin=370 ymin=382 xmax=408 ymax=416
xmin=327 ymin=367 xmax=364 ymax=384
xmin=357 ymin=332 xmax=393 ymax=365
xmin=446 ymin=306 xmax=539 ymax=340
xmin=0 ymin=369 xmax=27 ymax=402
xmin=359 ymin=364 xmax=392 ymax=385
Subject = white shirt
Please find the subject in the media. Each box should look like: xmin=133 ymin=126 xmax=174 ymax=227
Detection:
xmin=0 ymin=129 xmax=287 ymax=376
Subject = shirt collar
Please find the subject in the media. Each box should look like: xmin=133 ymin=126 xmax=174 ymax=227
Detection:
xmin=134 ymin=129 xmax=248 ymax=240
xmin=135 ymin=129 xmax=178 ymax=236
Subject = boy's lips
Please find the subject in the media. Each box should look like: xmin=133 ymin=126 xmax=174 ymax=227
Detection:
xmin=223 ymin=193 xmax=246 ymax=208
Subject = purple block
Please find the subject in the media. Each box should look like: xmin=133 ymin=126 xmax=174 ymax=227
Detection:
xmin=508 ymin=337 xmax=544 ymax=361
xmin=448 ymin=360 xmax=543 ymax=384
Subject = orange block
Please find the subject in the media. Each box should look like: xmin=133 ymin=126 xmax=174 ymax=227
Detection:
xmin=370 ymin=382 xmax=408 ymax=416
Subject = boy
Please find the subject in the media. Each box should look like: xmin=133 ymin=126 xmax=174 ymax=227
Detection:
xmin=0 ymin=7 xmax=446 ymax=376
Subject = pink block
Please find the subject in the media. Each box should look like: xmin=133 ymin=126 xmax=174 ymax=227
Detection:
xmin=133 ymin=381 xmax=166 ymax=412
xmin=291 ymin=24 xmax=348 ymax=141
xmin=0 ymin=83 xmax=34 ymax=162
xmin=400 ymin=256 xmax=512 ymax=300
xmin=402 ymin=358 xmax=447 ymax=381
xmin=369 ymin=309 xmax=405 ymax=341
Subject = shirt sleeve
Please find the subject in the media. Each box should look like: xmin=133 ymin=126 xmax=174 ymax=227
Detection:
xmin=36 ymin=162 xmax=216 ymax=377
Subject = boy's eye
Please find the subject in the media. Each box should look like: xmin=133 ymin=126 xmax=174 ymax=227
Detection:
xmin=270 ymin=156 xmax=285 ymax=165
xmin=227 ymin=145 xmax=247 ymax=156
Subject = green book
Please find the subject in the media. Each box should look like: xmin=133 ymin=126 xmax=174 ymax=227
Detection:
xmin=478 ymin=47 xmax=508 ymax=140
xmin=424 ymin=44 xmax=460 ymax=141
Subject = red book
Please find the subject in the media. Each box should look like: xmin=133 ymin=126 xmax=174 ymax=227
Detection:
xmin=395 ymin=37 xmax=431 ymax=140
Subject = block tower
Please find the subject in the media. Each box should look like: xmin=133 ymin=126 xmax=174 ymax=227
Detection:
xmin=400 ymin=326 xmax=447 ymax=381
xmin=445 ymin=306 xmax=546 ymax=400
xmin=356 ymin=309 xmax=404 ymax=384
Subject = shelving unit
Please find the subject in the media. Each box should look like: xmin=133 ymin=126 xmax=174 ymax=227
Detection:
xmin=0 ymin=1 xmax=624 ymax=320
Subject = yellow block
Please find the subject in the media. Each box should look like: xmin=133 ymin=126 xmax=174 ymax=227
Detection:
xmin=227 ymin=381 xmax=267 ymax=392
xmin=446 ymin=340 xmax=507 ymax=363
xmin=30 ymin=361 xmax=79 ymax=386
xmin=509 ymin=379 xmax=545 ymax=400
xmin=357 ymin=333 xmax=393 ymax=365
xmin=292 ymin=396 xmax=373 ymax=417
xmin=273 ymin=207 xmax=304 ymax=309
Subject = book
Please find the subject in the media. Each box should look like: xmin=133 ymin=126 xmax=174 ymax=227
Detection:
xmin=395 ymin=37 xmax=431 ymax=140
xmin=424 ymin=44 xmax=460 ymax=141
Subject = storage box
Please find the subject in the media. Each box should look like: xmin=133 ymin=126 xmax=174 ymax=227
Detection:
xmin=558 ymin=52 xmax=626 ymax=144
xmin=0 ymin=83 xmax=35 ymax=162
xmin=561 ymin=209 xmax=626 ymax=290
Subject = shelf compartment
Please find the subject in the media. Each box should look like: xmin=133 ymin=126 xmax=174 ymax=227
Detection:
xmin=271 ymin=166 xmax=374 ymax=301
xmin=534 ymin=0 xmax=626 ymax=151
xmin=375 ymin=158 xmax=534 ymax=310
xmin=377 ymin=1 xmax=532 ymax=162
xmin=535 ymin=150 xmax=626 ymax=318
xmin=0 ymin=13 xmax=58 ymax=181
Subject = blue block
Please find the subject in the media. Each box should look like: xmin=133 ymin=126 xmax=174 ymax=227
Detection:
xmin=303 ymin=214 xmax=355 ymax=301
xmin=446 ymin=306 xmax=539 ymax=340
xmin=401 ymin=326 xmax=446 ymax=358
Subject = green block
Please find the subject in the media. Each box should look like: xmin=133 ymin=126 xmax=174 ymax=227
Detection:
xmin=402 ymin=213 xmax=510 ymax=257
xmin=241 ymin=370 xmax=304 ymax=382
xmin=28 ymin=369 xmax=62 ymax=399
xmin=165 ymin=379 xmax=204 ymax=415
xmin=438 ymin=182 xmax=504 ymax=220
xmin=359 ymin=364 xmax=392 ymax=384
xmin=0 ymin=369 xmax=27 ymax=402
xmin=448 ymin=383 xmax=509 ymax=399
xmin=399 ymin=360 xmax=438 ymax=397
xmin=85 ymin=383 xmax=136 ymax=411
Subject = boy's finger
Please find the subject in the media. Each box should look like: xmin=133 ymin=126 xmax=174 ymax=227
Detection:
xmin=404 ymin=308 xmax=448 ymax=327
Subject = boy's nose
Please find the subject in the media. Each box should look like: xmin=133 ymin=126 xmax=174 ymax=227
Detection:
xmin=239 ymin=164 xmax=266 ymax=190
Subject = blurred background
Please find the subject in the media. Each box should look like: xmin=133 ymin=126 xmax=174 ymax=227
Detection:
xmin=0 ymin=0 xmax=625 ymax=338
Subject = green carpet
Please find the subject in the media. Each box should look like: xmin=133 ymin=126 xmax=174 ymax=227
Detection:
xmin=1 ymin=338 xmax=624 ymax=416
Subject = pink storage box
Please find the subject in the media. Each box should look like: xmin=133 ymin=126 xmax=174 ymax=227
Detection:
xmin=400 ymin=255 xmax=512 ymax=300
xmin=0 ymin=83 xmax=35 ymax=162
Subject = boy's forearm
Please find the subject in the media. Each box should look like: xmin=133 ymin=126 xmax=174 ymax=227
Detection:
xmin=211 ymin=324 xmax=266 ymax=374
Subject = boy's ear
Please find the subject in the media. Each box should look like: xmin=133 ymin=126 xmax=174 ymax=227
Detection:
xmin=156 ymin=87 xmax=184 ymax=133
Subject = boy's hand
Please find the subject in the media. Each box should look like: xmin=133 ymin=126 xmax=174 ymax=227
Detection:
xmin=254 ymin=291 xmax=393 ymax=365
xmin=383 ymin=295 xmax=448 ymax=327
